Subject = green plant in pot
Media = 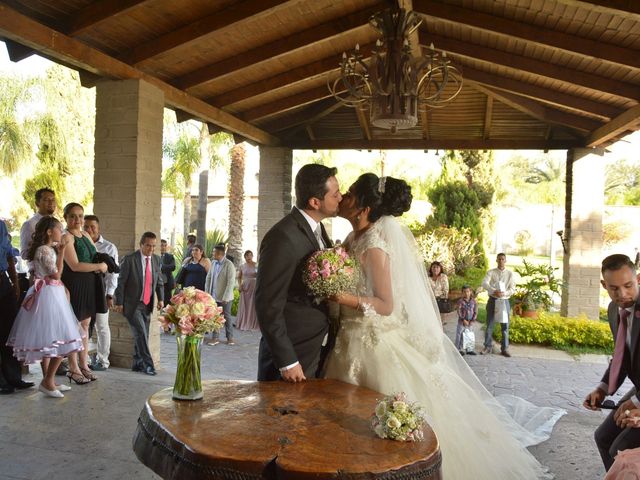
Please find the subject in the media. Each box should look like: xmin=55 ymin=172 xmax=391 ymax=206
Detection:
xmin=512 ymin=260 xmax=562 ymax=316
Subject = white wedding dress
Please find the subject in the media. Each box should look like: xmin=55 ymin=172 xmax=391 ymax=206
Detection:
xmin=325 ymin=216 xmax=565 ymax=479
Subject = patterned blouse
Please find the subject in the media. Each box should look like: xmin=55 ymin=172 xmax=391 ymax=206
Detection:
xmin=429 ymin=273 xmax=449 ymax=299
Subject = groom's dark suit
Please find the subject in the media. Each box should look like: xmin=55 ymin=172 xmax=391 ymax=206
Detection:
xmin=595 ymin=299 xmax=640 ymax=469
xmin=255 ymin=207 xmax=332 ymax=381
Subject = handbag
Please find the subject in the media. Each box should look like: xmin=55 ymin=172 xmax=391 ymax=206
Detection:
xmin=436 ymin=297 xmax=452 ymax=314
xmin=462 ymin=327 xmax=476 ymax=352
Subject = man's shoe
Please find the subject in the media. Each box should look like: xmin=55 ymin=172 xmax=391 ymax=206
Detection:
xmin=12 ymin=380 xmax=35 ymax=390
xmin=466 ymin=351 xmax=477 ymax=356
xmin=501 ymin=350 xmax=512 ymax=358
xmin=0 ymin=385 xmax=15 ymax=395
xmin=144 ymin=366 xmax=157 ymax=376
xmin=480 ymin=347 xmax=491 ymax=355
xmin=90 ymin=362 xmax=107 ymax=371
xmin=226 ymin=339 xmax=235 ymax=345
xmin=458 ymin=350 xmax=465 ymax=356
xmin=132 ymin=365 xmax=143 ymax=372
xmin=207 ymin=340 xmax=220 ymax=346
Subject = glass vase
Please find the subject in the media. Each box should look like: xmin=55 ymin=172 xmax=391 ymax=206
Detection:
xmin=173 ymin=334 xmax=203 ymax=401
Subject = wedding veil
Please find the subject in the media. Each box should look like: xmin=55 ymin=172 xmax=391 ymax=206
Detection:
xmin=374 ymin=215 xmax=566 ymax=447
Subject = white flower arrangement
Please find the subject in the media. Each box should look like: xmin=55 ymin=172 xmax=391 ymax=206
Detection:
xmin=371 ymin=392 xmax=426 ymax=442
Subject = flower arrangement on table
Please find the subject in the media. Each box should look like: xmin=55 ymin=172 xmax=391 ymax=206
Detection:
xmin=371 ymin=392 xmax=426 ymax=442
xmin=159 ymin=287 xmax=225 ymax=400
xmin=303 ymin=246 xmax=358 ymax=300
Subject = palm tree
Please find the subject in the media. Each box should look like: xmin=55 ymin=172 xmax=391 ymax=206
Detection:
xmin=0 ymin=76 xmax=33 ymax=175
xmin=227 ymin=142 xmax=246 ymax=266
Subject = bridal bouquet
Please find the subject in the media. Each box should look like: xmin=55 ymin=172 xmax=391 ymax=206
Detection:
xmin=371 ymin=392 xmax=426 ymax=442
xmin=303 ymin=246 xmax=357 ymax=299
xmin=159 ymin=286 xmax=225 ymax=336
xmin=159 ymin=287 xmax=225 ymax=401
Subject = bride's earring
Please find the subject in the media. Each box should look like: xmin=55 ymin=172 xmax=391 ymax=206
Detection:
xmin=356 ymin=214 xmax=361 ymax=222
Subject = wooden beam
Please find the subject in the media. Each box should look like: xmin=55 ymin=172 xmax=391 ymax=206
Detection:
xmin=561 ymin=1 xmax=640 ymax=17
xmin=210 ymin=45 xmax=373 ymax=107
xmin=78 ymin=70 xmax=102 ymax=88
xmin=0 ymin=3 xmax=279 ymax=146
xmin=240 ymin=85 xmax=337 ymax=122
xmin=483 ymin=96 xmax=493 ymax=140
xmin=65 ymin=0 xmax=149 ymax=37
xmin=462 ymin=66 xmax=623 ymax=120
xmin=174 ymin=4 xmax=384 ymax=91
xmin=122 ymin=0 xmax=288 ymax=66
xmin=288 ymin=138 xmax=583 ymax=150
xmin=305 ymin=125 xmax=316 ymax=141
xmin=355 ymin=106 xmax=372 ymax=141
xmin=414 ymin=0 xmax=640 ymax=69
xmin=2 ymin=37 xmax=34 ymax=61
xmin=420 ymin=31 xmax=640 ymax=100
xmin=259 ymin=98 xmax=338 ymax=132
xmin=586 ymin=104 xmax=640 ymax=146
xmin=473 ymin=84 xmax=603 ymax=133
xmin=420 ymin=109 xmax=430 ymax=140
xmin=175 ymin=109 xmax=194 ymax=123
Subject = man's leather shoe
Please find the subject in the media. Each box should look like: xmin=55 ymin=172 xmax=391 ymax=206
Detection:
xmin=0 ymin=385 xmax=15 ymax=395
xmin=144 ymin=366 xmax=157 ymax=376
xmin=132 ymin=365 xmax=143 ymax=372
xmin=501 ymin=350 xmax=511 ymax=358
xmin=90 ymin=362 xmax=107 ymax=371
xmin=12 ymin=380 xmax=35 ymax=390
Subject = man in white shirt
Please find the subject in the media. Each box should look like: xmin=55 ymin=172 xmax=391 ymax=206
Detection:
xmin=584 ymin=254 xmax=640 ymax=471
xmin=19 ymin=188 xmax=56 ymax=259
xmin=481 ymin=253 xmax=516 ymax=357
xmin=84 ymin=215 xmax=119 ymax=371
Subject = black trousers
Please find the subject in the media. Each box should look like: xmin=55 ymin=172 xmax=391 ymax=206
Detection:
xmin=126 ymin=302 xmax=155 ymax=370
xmin=0 ymin=273 xmax=22 ymax=386
xmin=595 ymin=407 xmax=640 ymax=470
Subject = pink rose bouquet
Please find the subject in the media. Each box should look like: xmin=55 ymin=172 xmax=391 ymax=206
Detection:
xmin=159 ymin=286 xmax=225 ymax=337
xmin=303 ymin=246 xmax=358 ymax=299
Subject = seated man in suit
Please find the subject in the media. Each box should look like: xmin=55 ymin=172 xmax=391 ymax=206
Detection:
xmin=113 ymin=232 xmax=164 ymax=375
xmin=584 ymin=254 xmax=640 ymax=470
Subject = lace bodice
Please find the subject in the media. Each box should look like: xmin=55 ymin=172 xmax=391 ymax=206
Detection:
xmin=33 ymin=245 xmax=58 ymax=278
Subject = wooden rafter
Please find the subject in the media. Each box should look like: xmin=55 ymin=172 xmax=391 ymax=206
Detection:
xmin=2 ymin=37 xmax=34 ymax=61
xmin=0 ymin=3 xmax=278 ymax=146
xmin=122 ymin=0 xmax=289 ymax=66
xmin=305 ymin=125 xmax=316 ymax=141
xmin=65 ymin=0 xmax=149 ymax=37
xmin=586 ymin=104 xmax=640 ymax=147
xmin=260 ymin=98 xmax=341 ymax=133
xmin=240 ymin=85 xmax=338 ymax=122
xmin=355 ymin=106 xmax=372 ymax=141
xmin=174 ymin=3 xmax=384 ymax=91
xmin=463 ymin=66 xmax=623 ymax=120
xmin=420 ymin=109 xmax=430 ymax=140
xmin=210 ymin=44 xmax=373 ymax=108
xmin=419 ymin=31 xmax=640 ymax=100
xmin=483 ymin=96 xmax=493 ymax=140
xmin=565 ymin=1 xmax=640 ymax=17
xmin=473 ymin=84 xmax=603 ymax=133
xmin=289 ymin=139 xmax=582 ymax=150
xmin=414 ymin=0 xmax=640 ymax=69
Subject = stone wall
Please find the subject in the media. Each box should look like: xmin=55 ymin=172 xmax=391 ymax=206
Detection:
xmin=257 ymin=147 xmax=292 ymax=251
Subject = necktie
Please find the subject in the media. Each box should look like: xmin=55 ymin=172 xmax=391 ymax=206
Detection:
xmin=314 ymin=224 xmax=324 ymax=249
xmin=143 ymin=256 xmax=152 ymax=305
xmin=609 ymin=309 xmax=630 ymax=394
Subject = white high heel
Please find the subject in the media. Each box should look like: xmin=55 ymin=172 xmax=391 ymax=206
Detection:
xmin=38 ymin=384 xmax=64 ymax=398
xmin=56 ymin=384 xmax=71 ymax=392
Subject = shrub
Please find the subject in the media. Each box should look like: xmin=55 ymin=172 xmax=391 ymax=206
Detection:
xmin=416 ymin=225 xmax=480 ymax=275
xmin=231 ymin=288 xmax=240 ymax=316
xmin=449 ymin=267 xmax=486 ymax=291
xmin=512 ymin=260 xmax=562 ymax=312
xmin=514 ymin=230 xmax=534 ymax=256
xmin=492 ymin=312 xmax=613 ymax=353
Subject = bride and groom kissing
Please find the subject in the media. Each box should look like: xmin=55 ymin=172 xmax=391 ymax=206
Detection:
xmin=254 ymin=163 xmax=562 ymax=479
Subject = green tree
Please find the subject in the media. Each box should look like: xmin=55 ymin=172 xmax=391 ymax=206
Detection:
xmin=227 ymin=142 xmax=246 ymax=266
xmin=605 ymin=159 xmax=640 ymax=205
xmin=504 ymin=154 xmax=565 ymax=205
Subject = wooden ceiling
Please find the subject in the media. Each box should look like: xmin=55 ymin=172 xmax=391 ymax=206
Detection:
xmin=0 ymin=0 xmax=639 ymax=150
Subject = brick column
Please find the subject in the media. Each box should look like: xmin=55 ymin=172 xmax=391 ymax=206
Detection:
xmin=93 ymin=79 xmax=164 ymax=369
xmin=561 ymin=147 xmax=605 ymax=319
xmin=257 ymin=147 xmax=292 ymax=250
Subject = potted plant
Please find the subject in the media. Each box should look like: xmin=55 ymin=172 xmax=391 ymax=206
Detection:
xmin=512 ymin=260 xmax=562 ymax=317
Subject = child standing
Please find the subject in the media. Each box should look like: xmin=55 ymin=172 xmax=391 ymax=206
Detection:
xmin=455 ymin=285 xmax=478 ymax=355
xmin=7 ymin=217 xmax=84 ymax=398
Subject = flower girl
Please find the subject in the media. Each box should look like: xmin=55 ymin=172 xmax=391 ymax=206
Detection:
xmin=7 ymin=217 xmax=84 ymax=398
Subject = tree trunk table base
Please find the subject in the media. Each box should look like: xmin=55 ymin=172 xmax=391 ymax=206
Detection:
xmin=133 ymin=379 xmax=442 ymax=480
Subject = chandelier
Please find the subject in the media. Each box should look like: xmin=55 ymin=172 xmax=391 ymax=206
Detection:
xmin=328 ymin=7 xmax=462 ymax=133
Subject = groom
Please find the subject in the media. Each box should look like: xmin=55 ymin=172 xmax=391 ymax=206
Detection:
xmin=255 ymin=164 xmax=341 ymax=382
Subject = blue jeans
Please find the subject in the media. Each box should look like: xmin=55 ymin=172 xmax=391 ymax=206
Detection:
xmin=211 ymin=301 xmax=234 ymax=341
xmin=484 ymin=296 xmax=510 ymax=352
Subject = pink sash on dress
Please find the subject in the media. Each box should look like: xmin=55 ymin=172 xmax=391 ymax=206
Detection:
xmin=22 ymin=277 xmax=63 ymax=311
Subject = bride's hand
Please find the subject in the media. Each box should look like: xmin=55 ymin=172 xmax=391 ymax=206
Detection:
xmin=329 ymin=293 xmax=348 ymax=304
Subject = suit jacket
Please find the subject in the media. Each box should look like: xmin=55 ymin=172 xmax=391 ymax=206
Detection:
xmin=255 ymin=207 xmax=332 ymax=380
xmin=601 ymin=299 xmax=640 ymax=402
xmin=160 ymin=253 xmax=176 ymax=290
xmin=204 ymin=258 xmax=236 ymax=303
xmin=114 ymin=250 xmax=164 ymax=320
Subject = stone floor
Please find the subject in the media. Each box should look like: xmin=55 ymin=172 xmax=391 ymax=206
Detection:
xmin=0 ymin=315 xmax=625 ymax=479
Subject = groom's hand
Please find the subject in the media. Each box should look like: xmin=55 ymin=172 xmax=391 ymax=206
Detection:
xmin=282 ymin=364 xmax=306 ymax=383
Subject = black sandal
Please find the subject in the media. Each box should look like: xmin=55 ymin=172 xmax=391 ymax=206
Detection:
xmin=80 ymin=367 xmax=97 ymax=381
xmin=67 ymin=371 xmax=90 ymax=385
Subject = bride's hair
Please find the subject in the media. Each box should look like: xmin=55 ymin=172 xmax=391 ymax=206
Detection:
xmin=352 ymin=173 xmax=412 ymax=222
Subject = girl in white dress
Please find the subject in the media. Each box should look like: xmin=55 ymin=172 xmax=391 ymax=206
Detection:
xmin=8 ymin=217 xmax=84 ymax=398
xmin=325 ymin=174 xmax=564 ymax=479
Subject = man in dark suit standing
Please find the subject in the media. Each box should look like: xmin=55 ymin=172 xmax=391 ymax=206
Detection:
xmin=160 ymin=239 xmax=176 ymax=303
xmin=255 ymin=164 xmax=341 ymax=383
xmin=584 ymin=254 xmax=640 ymax=470
xmin=113 ymin=232 xmax=164 ymax=376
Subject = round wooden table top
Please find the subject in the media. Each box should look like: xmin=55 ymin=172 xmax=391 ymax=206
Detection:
xmin=133 ymin=379 xmax=442 ymax=480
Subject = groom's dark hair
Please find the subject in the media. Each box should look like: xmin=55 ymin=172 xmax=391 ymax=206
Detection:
xmin=295 ymin=164 xmax=337 ymax=209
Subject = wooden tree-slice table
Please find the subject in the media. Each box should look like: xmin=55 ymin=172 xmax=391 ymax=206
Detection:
xmin=133 ymin=379 xmax=442 ymax=480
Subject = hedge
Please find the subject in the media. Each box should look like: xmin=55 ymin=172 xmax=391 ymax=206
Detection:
xmin=492 ymin=311 xmax=613 ymax=353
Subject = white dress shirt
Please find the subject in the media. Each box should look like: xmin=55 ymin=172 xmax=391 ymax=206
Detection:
xmin=297 ymin=207 xmax=324 ymax=248
xmin=482 ymin=267 xmax=516 ymax=299
xmin=94 ymin=235 xmax=119 ymax=296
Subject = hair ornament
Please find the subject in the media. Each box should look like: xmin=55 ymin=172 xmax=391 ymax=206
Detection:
xmin=378 ymin=176 xmax=387 ymax=194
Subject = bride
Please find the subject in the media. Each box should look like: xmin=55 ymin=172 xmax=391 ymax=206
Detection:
xmin=325 ymin=173 xmax=564 ymax=479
